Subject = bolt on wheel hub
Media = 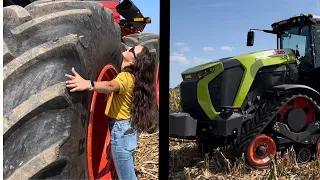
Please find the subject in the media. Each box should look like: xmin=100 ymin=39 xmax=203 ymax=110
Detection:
xmin=256 ymin=145 xmax=267 ymax=156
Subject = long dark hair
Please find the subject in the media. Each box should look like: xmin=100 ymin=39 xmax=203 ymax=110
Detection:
xmin=123 ymin=47 xmax=157 ymax=133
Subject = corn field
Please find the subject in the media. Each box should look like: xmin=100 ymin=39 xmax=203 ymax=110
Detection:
xmin=169 ymin=87 xmax=320 ymax=180
xmin=169 ymin=87 xmax=182 ymax=112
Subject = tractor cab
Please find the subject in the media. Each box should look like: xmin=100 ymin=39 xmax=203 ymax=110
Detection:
xmin=247 ymin=14 xmax=320 ymax=72
xmin=247 ymin=14 xmax=320 ymax=91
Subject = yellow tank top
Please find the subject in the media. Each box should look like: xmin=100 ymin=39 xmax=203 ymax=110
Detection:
xmin=105 ymin=72 xmax=134 ymax=120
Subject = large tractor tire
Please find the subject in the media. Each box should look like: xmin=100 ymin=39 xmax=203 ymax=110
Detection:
xmin=3 ymin=1 xmax=123 ymax=179
xmin=122 ymin=33 xmax=159 ymax=60
xmin=122 ymin=33 xmax=160 ymax=132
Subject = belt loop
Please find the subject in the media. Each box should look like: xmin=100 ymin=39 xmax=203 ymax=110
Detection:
xmin=116 ymin=120 xmax=121 ymax=129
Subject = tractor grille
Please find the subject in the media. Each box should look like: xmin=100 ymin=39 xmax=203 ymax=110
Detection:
xmin=208 ymin=66 xmax=244 ymax=112
xmin=180 ymin=65 xmax=244 ymax=121
xmin=180 ymin=80 xmax=210 ymax=121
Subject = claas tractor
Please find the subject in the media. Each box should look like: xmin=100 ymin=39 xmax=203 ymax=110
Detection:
xmin=3 ymin=0 xmax=159 ymax=179
xmin=169 ymin=13 xmax=320 ymax=168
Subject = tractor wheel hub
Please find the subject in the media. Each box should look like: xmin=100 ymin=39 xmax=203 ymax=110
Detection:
xmin=256 ymin=145 xmax=267 ymax=156
xmin=285 ymin=108 xmax=307 ymax=132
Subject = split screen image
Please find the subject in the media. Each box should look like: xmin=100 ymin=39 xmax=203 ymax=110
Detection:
xmin=3 ymin=0 xmax=320 ymax=179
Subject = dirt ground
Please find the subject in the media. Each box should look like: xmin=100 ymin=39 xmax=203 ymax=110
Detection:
xmin=169 ymin=138 xmax=320 ymax=180
xmin=134 ymin=132 xmax=320 ymax=180
xmin=135 ymin=132 xmax=159 ymax=180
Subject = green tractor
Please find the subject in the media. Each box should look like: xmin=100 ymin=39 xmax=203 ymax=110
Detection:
xmin=169 ymin=13 xmax=320 ymax=168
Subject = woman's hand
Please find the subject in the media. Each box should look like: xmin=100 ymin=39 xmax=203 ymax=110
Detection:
xmin=65 ymin=67 xmax=90 ymax=92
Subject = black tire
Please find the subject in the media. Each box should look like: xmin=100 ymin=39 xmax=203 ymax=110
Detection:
xmin=196 ymin=141 xmax=213 ymax=153
xmin=3 ymin=1 xmax=123 ymax=179
xmin=122 ymin=33 xmax=159 ymax=63
xmin=122 ymin=33 xmax=160 ymax=133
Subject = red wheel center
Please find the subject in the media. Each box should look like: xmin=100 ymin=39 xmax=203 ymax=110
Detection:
xmin=279 ymin=97 xmax=315 ymax=129
xmin=248 ymin=135 xmax=276 ymax=167
xmin=316 ymin=137 xmax=320 ymax=155
xmin=87 ymin=65 xmax=118 ymax=180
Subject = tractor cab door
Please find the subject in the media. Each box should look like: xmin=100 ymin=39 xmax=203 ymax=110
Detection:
xmin=281 ymin=25 xmax=315 ymax=72
xmin=298 ymin=22 xmax=320 ymax=92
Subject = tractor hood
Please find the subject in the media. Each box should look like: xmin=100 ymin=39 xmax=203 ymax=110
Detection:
xmin=179 ymin=48 xmax=297 ymax=121
xmin=181 ymin=48 xmax=296 ymax=76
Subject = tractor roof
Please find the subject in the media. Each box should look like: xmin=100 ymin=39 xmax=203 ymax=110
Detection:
xmin=271 ymin=14 xmax=320 ymax=31
xmin=312 ymin=14 xmax=320 ymax=21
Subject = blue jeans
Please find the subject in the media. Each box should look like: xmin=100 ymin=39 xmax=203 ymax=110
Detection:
xmin=109 ymin=119 xmax=138 ymax=180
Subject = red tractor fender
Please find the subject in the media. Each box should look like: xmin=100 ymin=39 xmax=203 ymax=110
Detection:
xmin=98 ymin=1 xmax=121 ymax=23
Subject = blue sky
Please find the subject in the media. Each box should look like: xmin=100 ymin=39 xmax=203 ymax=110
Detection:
xmin=132 ymin=0 xmax=159 ymax=34
xmin=170 ymin=0 xmax=320 ymax=88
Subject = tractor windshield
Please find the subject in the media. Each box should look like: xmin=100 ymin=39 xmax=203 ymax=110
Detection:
xmin=281 ymin=25 xmax=313 ymax=71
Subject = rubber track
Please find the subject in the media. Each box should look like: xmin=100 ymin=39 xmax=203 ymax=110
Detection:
xmin=236 ymin=92 xmax=320 ymax=167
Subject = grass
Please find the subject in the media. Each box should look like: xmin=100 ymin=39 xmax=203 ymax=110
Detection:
xmin=169 ymin=88 xmax=320 ymax=180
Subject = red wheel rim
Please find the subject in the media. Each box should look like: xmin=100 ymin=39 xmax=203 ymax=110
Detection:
xmin=279 ymin=97 xmax=315 ymax=129
xmin=156 ymin=61 xmax=159 ymax=109
xmin=248 ymin=135 xmax=276 ymax=167
xmin=316 ymin=137 xmax=320 ymax=155
xmin=87 ymin=65 xmax=118 ymax=180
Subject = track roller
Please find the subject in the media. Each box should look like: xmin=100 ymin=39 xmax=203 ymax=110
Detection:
xmin=247 ymin=134 xmax=277 ymax=168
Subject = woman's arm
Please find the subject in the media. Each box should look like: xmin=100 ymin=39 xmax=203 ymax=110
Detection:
xmin=90 ymin=80 xmax=120 ymax=94
xmin=65 ymin=67 xmax=120 ymax=94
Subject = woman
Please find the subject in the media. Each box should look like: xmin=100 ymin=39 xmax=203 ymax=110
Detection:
xmin=65 ymin=46 xmax=157 ymax=180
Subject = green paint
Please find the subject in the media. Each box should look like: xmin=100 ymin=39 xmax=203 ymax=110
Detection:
xmin=181 ymin=48 xmax=297 ymax=120
xmin=233 ymin=49 xmax=296 ymax=107
xmin=197 ymin=62 xmax=224 ymax=120
xmin=182 ymin=61 xmax=219 ymax=75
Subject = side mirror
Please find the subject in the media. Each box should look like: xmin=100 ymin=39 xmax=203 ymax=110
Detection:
xmin=247 ymin=31 xmax=254 ymax=46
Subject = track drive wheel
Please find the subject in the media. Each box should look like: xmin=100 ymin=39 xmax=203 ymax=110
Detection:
xmin=279 ymin=97 xmax=315 ymax=132
xmin=247 ymin=134 xmax=277 ymax=168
